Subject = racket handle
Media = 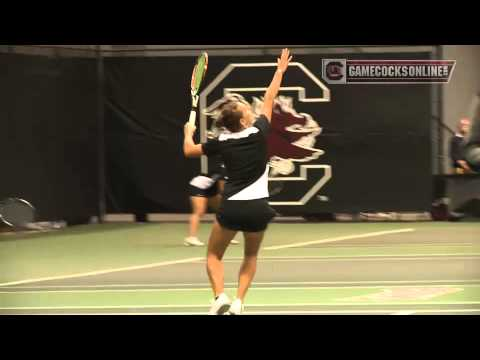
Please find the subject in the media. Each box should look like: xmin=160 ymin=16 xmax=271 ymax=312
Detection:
xmin=188 ymin=110 xmax=197 ymax=125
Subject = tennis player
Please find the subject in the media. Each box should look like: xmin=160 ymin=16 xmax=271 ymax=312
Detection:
xmin=183 ymin=48 xmax=292 ymax=315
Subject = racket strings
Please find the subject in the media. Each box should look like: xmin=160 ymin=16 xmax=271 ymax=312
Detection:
xmin=0 ymin=199 xmax=35 ymax=227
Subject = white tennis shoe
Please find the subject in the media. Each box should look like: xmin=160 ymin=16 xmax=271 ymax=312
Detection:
xmin=227 ymin=299 xmax=244 ymax=315
xmin=184 ymin=237 xmax=204 ymax=247
xmin=209 ymin=293 xmax=232 ymax=315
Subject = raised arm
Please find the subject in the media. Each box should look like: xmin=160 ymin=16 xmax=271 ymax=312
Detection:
xmin=262 ymin=48 xmax=292 ymax=122
xmin=183 ymin=122 xmax=204 ymax=158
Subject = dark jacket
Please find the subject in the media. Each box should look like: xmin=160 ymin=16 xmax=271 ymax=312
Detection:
xmin=450 ymin=135 xmax=466 ymax=169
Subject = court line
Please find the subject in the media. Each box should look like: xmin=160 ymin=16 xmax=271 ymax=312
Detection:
xmin=392 ymin=311 xmax=417 ymax=315
xmin=223 ymin=256 xmax=480 ymax=263
xmin=235 ymin=254 xmax=480 ymax=259
xmin=247 ymin=309 xmax=480 ymax=315
xmin=264 ymin=228 xmax=416 ymax=250
xmin=0 ymin=284 xmax=474 ymax=295
xmin=4 ymin=279 xmax=480 ymax=290
xmin=5 ymin=309 xmax=480 ymax=315
xmin=0 ymin=257 xmax=203 ymax=288
xmin=191 ymin=254 xmax=480 ymax=263
xmin=262 ymin=244 xmax=479 ymax=249
xmin=4 ymin=252 xmax=476 ymax=289
xmin=1 ymin=302 xmax=479 ymax=311
xmin=1 ymin=231 xmax=475 ymax=287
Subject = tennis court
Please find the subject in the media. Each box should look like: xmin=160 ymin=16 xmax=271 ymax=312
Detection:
xmin=1 ymin=221 xmax=479 ymax=315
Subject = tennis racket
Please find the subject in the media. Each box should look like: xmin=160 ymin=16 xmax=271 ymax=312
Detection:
xmin=189 ymin=52 xmax=209 ymax=125
xmin=0 ymin=198 xmax=36 ymax=229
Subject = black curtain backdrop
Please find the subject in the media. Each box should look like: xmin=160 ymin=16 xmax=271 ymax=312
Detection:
xmin=104 ymin=57 xmax=197 ymax=214
xmin=0 ymin=51 xmax=434 ymax=222
xmin=105 ymin=52 xmax=433 ymax=215
xmin=0 ymin=54 xmax=98 ymax=223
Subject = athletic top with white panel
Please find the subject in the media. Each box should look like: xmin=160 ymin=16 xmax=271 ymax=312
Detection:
xmin=202 ymin=116 xmax=270 ymax=200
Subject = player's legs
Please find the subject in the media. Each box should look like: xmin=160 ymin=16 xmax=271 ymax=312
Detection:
xmin=236 ymin=231 xmax=265 ymax=302
xmin=185 ymin=196 xmax=208 ymax=246
xmin=206 ymin=221 xmax=237 ymax=297
xmin=189 ymin=196 xmax=207 ymax=236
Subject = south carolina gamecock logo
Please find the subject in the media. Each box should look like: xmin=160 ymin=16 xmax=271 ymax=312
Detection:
xmin=325 ymin=61 xmax=344 ymax=81
xmin=251 ymin=96 xmax=324 ymax=177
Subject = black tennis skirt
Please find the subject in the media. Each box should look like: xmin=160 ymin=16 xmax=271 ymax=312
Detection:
xmin=188 ymin=183 xmax=219 ymax=198
xmin=216 ymin=198 xmax=277 ymax=233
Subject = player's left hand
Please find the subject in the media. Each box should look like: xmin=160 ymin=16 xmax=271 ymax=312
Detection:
xmin=277 ymin=48 xmax=292 ymax=74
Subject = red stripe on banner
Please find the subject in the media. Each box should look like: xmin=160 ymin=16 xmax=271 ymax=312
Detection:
xmin=347 ymin=61 xmax=454 ymax=65
xmin=349 ymin=77 xmax=450 ymax=80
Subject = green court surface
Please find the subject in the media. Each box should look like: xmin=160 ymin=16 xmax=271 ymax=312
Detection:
xmin=0 ymin=222 xmax=479 ymax=315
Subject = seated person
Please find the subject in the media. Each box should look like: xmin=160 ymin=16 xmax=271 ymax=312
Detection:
xmin=465 ymin=94 xmax=480 ymax=173
xmin=450 ymin=118 xmax=473 ymax=174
